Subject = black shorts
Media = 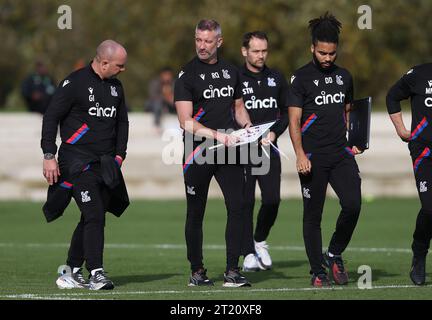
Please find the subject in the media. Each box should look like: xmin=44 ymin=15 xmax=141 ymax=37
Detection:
xmin=410 ymin=141 xmax=432 ymax=210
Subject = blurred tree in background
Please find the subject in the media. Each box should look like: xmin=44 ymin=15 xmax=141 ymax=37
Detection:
xmin=1 ymin=0 xmax=431 ymax=110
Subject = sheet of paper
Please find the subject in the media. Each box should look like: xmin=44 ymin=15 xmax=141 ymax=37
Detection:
xmin=230 ymin=121 xmax=276 ymax=147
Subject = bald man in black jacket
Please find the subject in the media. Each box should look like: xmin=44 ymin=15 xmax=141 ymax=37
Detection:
xmin=41 ymin=40 xmax=129 ymax=291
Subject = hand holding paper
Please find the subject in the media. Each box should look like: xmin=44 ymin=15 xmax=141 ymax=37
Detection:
xmin=209 ymin=121 xmax=276 ymax=150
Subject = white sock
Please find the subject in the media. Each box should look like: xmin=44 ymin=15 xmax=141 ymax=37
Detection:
xmin=72 ymin=267 xmax=81 ymax=274
xmin=328 ymin=252 xmax=335 ymax=258
xmin=91 ymin=268 xmax=103 ymax=276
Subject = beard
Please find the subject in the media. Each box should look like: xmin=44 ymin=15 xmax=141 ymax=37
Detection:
xmin=312 ymin=52 xmax=336 ymax=73
xmin=197 ymin=50 xmax=217 ymax=63
xmin=250 ymin=60 xmax=265 ymax=70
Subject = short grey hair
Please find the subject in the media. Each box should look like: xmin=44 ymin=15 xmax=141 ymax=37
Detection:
xmin=195 ymin=19 xmax=222 ymax=37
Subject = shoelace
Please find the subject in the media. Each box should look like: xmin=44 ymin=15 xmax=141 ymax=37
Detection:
xmin=74 ymin=270 xmax=86 ymax=283
xmin=334 ymin=257 xmax=346 ymax=272
xmin=195 ymin=268 xmax=208 ymax=279
xmin=256 ymin=243 xmax=269 ymax=250
xmin=94 ymin=271 xmax=108 ymax=282
xmin=228 ymin=268 xmax=244 ymax=277
xmin=316 ymin=273 xmax=330 ymax=285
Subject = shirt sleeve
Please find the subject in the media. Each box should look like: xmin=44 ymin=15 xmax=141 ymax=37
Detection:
xmin=41 ymin=78 xmax=75 ymax=155
xmin=386 ymin=68 xmax=416 ymax=114
xmin=345 ymin=73 xmax=354 ymax=105
xmin=233 ymin=68 xmax=242 ymax=100
xmin=271 ymin=73 xmax=289 ymax=138
xmin=287 ymin=74 xmax=305 ymax=108
xmin=115 ymin=87 xmax=129 ymax=160
xmin=174 ymin=71 xmax=193 ymax=102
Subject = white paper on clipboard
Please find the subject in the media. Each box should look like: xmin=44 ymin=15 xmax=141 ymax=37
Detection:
xmin=228 ymin=121 xmax=276 ymax=147
xmin=209 ymin=121 xmax=276 ymax=150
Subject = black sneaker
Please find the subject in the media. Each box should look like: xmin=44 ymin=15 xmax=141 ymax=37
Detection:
xmin=188 ymin=268 xmax=214 ymax=287
xmin=89 ymin=270 xmax=114 ymax=290
xmin=72 ymin=268 xmax=89 ymax=288
xmin=311 ymin=272 xmax=331 ymax=287
xmin=223 ymin=268 xmax=251 ymax=288
xmin=323 ymin=251 xmax=348 ymax=285
xmin=410 ymin=256 xmax=426 ymax=286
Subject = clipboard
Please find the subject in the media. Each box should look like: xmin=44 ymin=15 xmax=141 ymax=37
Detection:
xmin=348 ymin=96 xmax=372 ymax=150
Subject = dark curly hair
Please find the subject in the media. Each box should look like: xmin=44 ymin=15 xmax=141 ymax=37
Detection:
xmin=309 ymin=12 xmax=342 ymax=45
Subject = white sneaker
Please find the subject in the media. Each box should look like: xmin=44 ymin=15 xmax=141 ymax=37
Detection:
xmin=242 ymin=253 xmax=265 ymax=272
xmin=255 ymin=241 xmax=272 ymax=269
xmin=56 ymin=269 xmax=89 ymax=289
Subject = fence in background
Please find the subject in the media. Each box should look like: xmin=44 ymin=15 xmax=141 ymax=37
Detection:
xmin=0 ymin=113 xmax=416 ymax=201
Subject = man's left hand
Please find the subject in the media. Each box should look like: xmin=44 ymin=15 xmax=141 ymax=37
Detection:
xmin=261 ymin=132 xmax=276 ymax=146
xmin=352 ymin=146 xmax=364 ymax=155
xmin=115 ymin=155 xmax=123 ymax=167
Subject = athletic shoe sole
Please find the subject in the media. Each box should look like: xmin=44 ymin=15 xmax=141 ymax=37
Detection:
xmin=222 ymin=282 xmax=251 ymax=288
xmin=311 ymin=278 xmax=332 ymax=288
xmin=56 ymin=276 xmax=88 ymax=289
xmin=188 ymin=282 xmax=214 ymax=287
xmin=410 ymin=271 xmax=426 ymax=286
xmin=89 ymin=282 xmax=114 ymax=290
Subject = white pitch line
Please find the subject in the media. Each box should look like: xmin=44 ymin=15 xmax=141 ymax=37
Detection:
xmin=0 ymin=243 xmax=412 ymax=253
xmin=1 ymin=284 xmax=430 ymax=300
xmin=0 ymin=294 xmax=106 ymax=300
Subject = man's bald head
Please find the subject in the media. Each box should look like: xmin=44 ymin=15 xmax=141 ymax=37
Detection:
xmin=96 ymin=40 xmax=127 ymax=62
xmin=92 ymin=40 xmax=127 ymax=79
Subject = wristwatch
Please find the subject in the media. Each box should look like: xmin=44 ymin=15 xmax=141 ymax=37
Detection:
xmin=44 ymin=153 xmax=55 ymax=160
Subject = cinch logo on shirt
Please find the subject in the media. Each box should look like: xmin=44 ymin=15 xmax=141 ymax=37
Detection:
xmin=314 ymin=91 xmax=346 ymax=106
xmin=203 ymin=85 xmax=234 ymax=99
xmin=88 ymin=102 xmax=117 ymax=118
xmin=245 ymin=97 xmax=278 ymax=109
xmin=425 ymin=97 xmax=432 ymax=108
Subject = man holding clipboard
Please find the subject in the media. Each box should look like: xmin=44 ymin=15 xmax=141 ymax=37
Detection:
xmin=175 ymin=19 xmax=253 ymax=288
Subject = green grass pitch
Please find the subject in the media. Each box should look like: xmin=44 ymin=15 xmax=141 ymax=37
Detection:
xmin=0 ymin=198 xmax=431 ymax=300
